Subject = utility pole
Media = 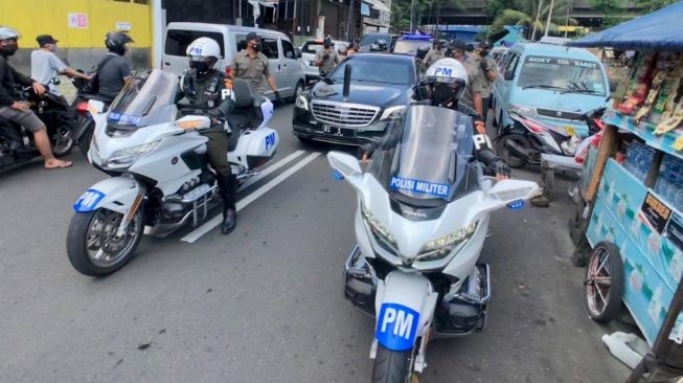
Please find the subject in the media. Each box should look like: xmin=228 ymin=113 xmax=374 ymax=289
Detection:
xmin=409 ymin=0 xmax=415 ymax=33
xmin=346 ymin=0 xmax=355 ymax=41
xmin=544 ymin=0 xmax=556 ymax=37
xmin=292 ymin=0 xmax=298 ymax=38
xmin=564 ymin=0 xmax=572 ymax=37
xmin=531 ymin=0 xmax=543 ymax=41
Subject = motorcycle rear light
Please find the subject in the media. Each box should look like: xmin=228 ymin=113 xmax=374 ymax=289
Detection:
xmin=521 ymin=119 xmax=546 ymax=133
xmin=225 ymin=65 xmax=233 ymax=78
xmin=76 ymin=102 xmax=89 ymax=114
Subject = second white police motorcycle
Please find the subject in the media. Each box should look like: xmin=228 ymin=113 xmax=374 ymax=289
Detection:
xmin=66 ymin=69 xmax=279 ymax=277
xmin=328 ymin=104 xmax=539 ymax=382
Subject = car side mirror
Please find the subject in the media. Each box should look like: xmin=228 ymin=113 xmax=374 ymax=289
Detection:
xmin=327 ymin=151 xmax=363 ymax=180
xmin=295 ymin=48 xmax=302 ymax=59
xmin=503 ymin=70 xmax=515 ymax=81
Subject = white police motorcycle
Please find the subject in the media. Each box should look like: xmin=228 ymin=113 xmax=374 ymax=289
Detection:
xmin=328 ymin=104 xmax=539 ymax=382
xmin=67 ymin=68 xmax=278 ymax=277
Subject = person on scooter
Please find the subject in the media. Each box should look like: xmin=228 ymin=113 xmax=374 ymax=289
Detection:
xmin=94 ymin=31 xmax=134 ymax=104
xmin=177 ymin=37 xmax=237 ymax=234
xmin=360 ymin=58 xmax=511 ymax=180
xmin=0 ymin=26 xmax=72 ymax=169
xmin=31 ymin=34 xmax=92 ymax=104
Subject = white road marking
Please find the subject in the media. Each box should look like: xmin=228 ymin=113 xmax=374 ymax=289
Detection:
xmin=239 ymin=150 xmax=306 ymax=190
xmin=180 ymin=152 xmax=322 ymax=243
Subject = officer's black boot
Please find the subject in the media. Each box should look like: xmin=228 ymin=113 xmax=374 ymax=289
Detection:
xmin=216 ymin=173 xmax=237 ymax=235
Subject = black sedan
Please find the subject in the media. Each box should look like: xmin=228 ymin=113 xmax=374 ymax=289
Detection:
xmin=292 ymin=53 xmax=422 ymax=146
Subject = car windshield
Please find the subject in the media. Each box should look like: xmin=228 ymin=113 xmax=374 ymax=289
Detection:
xmin=368 ymin=105 xmax=480 ymax=206
xmin=301 ymin=41 xmax=324 ymax=54
xmin=360 ymin=34 xmax=391 ymax=46
xmin=517 ymin=56 xmax=606 ymax=95
xmin=393 ymin=40 xmax=432 ymax=55
xmin=329 ymin=56 xmax=413 ymax=85
xmin=107 ymin=69 xmax=179 ymax=130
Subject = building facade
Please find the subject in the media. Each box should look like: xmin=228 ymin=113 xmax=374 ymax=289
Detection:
xmin=0 ymin=0 xmax=152 ymax=73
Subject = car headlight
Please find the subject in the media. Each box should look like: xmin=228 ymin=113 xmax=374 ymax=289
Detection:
xmin=107 ymin=140 xmax=162 ymax=166
xmin=380 ymin=105 xmax=406 ymax=120
xmin=361 ymin=203 xmax=398 ymax=252
xmin=510 ymin=104 xmax=536 ymax=116
xmin=415 ymin=222 xmax=478 ymax=262
xmin=296 ymin=95 xmax=309 ymax=110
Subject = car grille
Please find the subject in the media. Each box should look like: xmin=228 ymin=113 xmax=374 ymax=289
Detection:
xmin=536 ymin=108 xmax=583 ymax=120
xmin=311 ymin=100 xmax=380 ymax=128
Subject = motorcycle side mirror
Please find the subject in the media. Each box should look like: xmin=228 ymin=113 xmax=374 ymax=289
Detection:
xmin=327 ymin=151 xmax=363 ymax=180
xmin=486 ymin=179 xmax=540 ymax=206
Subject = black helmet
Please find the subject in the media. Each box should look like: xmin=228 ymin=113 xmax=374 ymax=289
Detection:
xmin=105 ymin=31 xmax=134 ymax=55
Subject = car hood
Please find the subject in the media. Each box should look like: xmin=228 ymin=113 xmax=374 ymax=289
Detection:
xmin=309 ymin=81 xmax=409 ymax=109
xmin=514 ymin=87 xmax=608 ymax=112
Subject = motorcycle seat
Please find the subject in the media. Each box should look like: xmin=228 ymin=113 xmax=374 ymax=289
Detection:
xmin=230 ymin=79 xmax=265 ymax=129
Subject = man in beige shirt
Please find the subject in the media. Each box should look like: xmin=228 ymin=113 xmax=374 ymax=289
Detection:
xmin=466 ymin=42 xmax=497 ymax=124
xmin=449 ymin=40 xmax=486 ymax=134
xmin=231 ymin=32 xmax=282 ymax=103
xmin=422 ymin=40 xmax=446 ymax=68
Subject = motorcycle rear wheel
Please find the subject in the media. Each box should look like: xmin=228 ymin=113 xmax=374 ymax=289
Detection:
xmin=372 ymin=345 xmax=416 ymax=383
xmin=496 ymin=133 xmax=531 ymax=169
xmin=51 ymin=123 xmax=74 ymax=157
xmin=66 ymin=208 xmax=144 ymax=277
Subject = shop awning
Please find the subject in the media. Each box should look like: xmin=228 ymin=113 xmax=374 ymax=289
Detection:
xmin=363 ymin=0 xmax=391 ymax=14
xmin=569 ymin=1 xmax=683 ymax=50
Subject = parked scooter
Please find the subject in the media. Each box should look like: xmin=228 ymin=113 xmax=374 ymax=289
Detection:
xmin=69 ymin=68 xmax=113 ymax=156
xmin=539 ymin=107 xmax=607 ymax=200
xmin=495 ymin=106 xmax=606 ymax=169
xmin=0 ymin=85 xmax=74 ymax=172
xmin=328 ymin=104 xmax=539 ymax=381
xmin=66 ymin=69 xmax=279 ymax=277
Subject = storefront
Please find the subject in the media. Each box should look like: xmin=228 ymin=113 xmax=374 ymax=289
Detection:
xmin=567 ymin=3 xmax=683 ymax=379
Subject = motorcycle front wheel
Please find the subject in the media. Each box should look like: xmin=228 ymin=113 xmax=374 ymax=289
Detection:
xmin=372 ymin=345 xmax=416 ymax=383
xmin=66 ymin=208 xmax=144 ymax=277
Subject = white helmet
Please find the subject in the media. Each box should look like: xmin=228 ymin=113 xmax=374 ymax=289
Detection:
xmin=186 ymin=37 xmax=222 ymax=74
xmin=425 ymin=58 xmax=469 ymax=105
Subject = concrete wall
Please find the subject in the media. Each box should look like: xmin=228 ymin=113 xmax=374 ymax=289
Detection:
xmin=0 ymin=0 xmax=152 ymax=74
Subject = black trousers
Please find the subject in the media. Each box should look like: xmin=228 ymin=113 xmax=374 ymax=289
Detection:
xmin=481 ymin=96 xmax=491 ymax=124
xmin=203 ymin=131 xmax=236 ymax=210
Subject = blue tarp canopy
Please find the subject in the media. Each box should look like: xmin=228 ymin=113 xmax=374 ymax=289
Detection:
xmin=569 ymin=1 xmax=683 ymax=50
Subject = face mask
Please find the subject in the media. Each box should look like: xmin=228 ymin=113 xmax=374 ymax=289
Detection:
xmin=480 ymin=50 xmax=489 ymax=57
xmin=189 ymin=60 xmax=211 ymax=74
xmin=250 ymin=43 xmax=260 ymax=52
xmin=433 ymin=84 xmax=456 ymax=104
xmin=49 ymin=44 xmax=58 ymax=52
xmin=0 ymin=42 xmax=18 ymax=56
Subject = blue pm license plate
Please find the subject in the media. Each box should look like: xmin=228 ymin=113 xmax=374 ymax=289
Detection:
xmin=321 ymin=125 xmax=354 ymax=137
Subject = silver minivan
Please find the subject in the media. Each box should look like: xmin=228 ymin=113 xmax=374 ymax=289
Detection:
xmin=162 ymin=22 xmax=306 ymax=101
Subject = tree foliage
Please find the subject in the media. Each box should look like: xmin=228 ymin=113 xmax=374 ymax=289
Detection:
xmin=488 ymin=0 xmax=577 ymax=38
xmin=634 ymin=0 xmax=678 ymax=12
xmin=390 ymin=0 xmax=462 ymax=30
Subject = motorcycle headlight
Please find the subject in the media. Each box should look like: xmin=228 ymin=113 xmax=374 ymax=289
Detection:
xmin=380 ymin=106 xmax=406 ymax=120
xmin=361 ymin=203 xmax=398 ymax=252
xmin=416 ymin=222 xmax=478 ymax=262
xmin=107 ymin=140 xmax=162 ymax=166
xmin=510 ymin=104 xmax=536 ymax=116
xmin=296 ymin=95 xmax=309 ymax=111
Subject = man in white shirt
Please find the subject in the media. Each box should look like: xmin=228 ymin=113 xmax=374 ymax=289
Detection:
xmin=31 ymin=34 xmax=91 ymax=103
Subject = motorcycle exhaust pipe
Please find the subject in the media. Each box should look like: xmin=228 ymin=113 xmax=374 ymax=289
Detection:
xmin=505 ymin=139 xmax=533 ymax=161
xmin=343 ymin=64 xmax=352 ymax=102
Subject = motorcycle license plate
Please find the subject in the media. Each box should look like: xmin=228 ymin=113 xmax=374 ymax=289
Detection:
xmin=322 ymin=125 xmax=353 ymax=137
xmin=564 ymin=126 xmax=576 ymax=136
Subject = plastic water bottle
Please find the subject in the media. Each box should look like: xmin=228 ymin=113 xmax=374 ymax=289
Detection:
xmin=601 ymin=332 xmax=649 ymax=370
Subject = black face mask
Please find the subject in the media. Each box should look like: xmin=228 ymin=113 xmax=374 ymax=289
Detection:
xmin=190 ymin=60 xmax=211 ymax=74
xmin=0 ymin=44 xmax=18 ymax=57
xmin=250 ymin=43 xmax=260 ymax=52
xmin=480 ymin=50 xmax=489 ymax=57
xmin=433 ymin=84 xmax=457 ymax=105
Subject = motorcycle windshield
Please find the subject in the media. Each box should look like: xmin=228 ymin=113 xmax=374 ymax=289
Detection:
xmin=368 ymin=105 xmax=479 ymax=205
xmin=107 ymin=69 xmax=179 ymax=129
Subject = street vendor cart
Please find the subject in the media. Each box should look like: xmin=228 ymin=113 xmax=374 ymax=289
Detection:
xmin=568 ymin=2 xmax=683 ymax=381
